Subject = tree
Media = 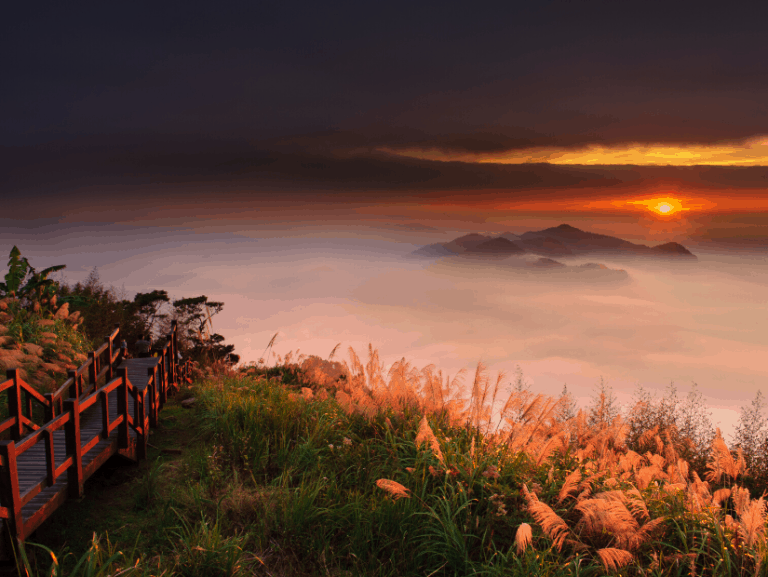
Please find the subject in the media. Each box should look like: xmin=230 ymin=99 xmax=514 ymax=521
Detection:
xmin=676 ymin=382 xmax=715 ymax=471
xmin=733 ymin=390 xmax=767 ymax=470
xmin=0 ymin=246 xmax=65 ymax=311
xmin=625 ymin=381 xmax=712 ymax=471
xmin=172 ymin=295 xmax=236 ymax=364
xmin=626 ymin=383 xmax=657 ymax=448
xmin=58 ymin=269 xmax=146 ymax=348
xmin=134 ymin=290 xmax=170 ymax=340
xmin=587 ymin=377 xmax=620 ymax=430
xmin=556 ymin=384 xmax=578 ymax=422
xmin=509 ymin=365 xmax=533 ymax=423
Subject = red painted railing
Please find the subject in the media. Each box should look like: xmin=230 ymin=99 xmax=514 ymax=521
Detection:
xmin=0 ymin=321 xmax=193 ymax=542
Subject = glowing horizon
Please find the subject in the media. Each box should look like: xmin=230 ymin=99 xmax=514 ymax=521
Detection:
xmin=379 ymin=136 xmax=768 ymax=166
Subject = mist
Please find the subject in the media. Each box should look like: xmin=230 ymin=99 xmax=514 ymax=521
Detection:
xmin=3 ymin=220 xmax=765 ymax=438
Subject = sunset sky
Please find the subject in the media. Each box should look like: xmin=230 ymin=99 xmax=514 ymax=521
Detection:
xmin=3 ymin=2 xmax=768 ymax=228
xmin=3 ymin=2 xmax=768 ymax=429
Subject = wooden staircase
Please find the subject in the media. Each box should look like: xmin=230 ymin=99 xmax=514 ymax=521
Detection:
xmin=0 ymin=321 xmax=193 ymax=554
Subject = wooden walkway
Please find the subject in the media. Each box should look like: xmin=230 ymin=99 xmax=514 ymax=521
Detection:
xmin=0 ymin=322 xmax=192 ymax=552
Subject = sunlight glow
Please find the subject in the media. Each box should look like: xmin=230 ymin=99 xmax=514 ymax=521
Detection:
xmin=626 ymin=197 xmax=686 ymax=217
xmin=380 ymin=135 xmax=768 ymax=166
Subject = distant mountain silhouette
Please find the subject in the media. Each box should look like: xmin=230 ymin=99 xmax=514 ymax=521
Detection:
xmin=496 ymin=232 xmax=522 ymax=242
xmin=517 ymin=235 xmax=573 ymax=256
xmin=443 ymin=233 xmax=493 ymax=253
xmin=411 ymin=224 xmax=696 ymax=260
xmin=528 ymin=257 xmax=567 ymax=268
xmin=651 ymin=242 xmax=696 ymax=257
xmin=411 ymin=243 xmax=457 ymax=257
xmin=472 ymin=237 xmax=526 ymax=254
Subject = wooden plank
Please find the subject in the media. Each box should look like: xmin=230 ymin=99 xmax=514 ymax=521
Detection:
xmin=4 ymin=354 xmax=171 ymax=543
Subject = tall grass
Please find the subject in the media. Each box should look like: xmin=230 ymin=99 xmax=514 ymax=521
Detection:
xmin=17 ymin=345 xmax=768 ymax=576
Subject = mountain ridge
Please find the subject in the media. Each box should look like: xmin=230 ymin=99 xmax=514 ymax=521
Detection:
xmin=412 ymin=224 xmax=697 ymax=260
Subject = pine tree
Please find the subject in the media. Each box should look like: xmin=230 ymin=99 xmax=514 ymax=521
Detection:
xmin=626 ymin=383 xmax=658 ymax=449
xmin=587 ymin=377 xmax=619 ymax=430
xmin=557 ymin=384 xmax=578 ymax=422
xmin=676 ymin=382 xmax=715 ymax=471
xmin=733 ymin=390 xmax=767 ymax=470
xmin=508 ymin=365 xmax=533 ymax=422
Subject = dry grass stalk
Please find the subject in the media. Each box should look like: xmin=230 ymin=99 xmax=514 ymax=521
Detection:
xmin=523 ymin=484 xmax=569 ymax=551
xmin=635 ymin=465 xmax=666 ymax=490
xmin=415 ymin=416 xmax=444 ymax=463
xmin=706 ymin=429 xmax=740 ymax=483
xmin=596 ymin=548 xmax=634 ymax=571
xmin=515 ymin=523 xmax=532 ymax=554
xmin=576 ymin=498 xmax=642 ymax=550
xmin=737 ymin=497 xmax=766 ymax=548
xmin=557 ymin=470 xmax=582 ymax=503
xmin=375 ymin=479 xmax=410 ymax=500
xmin=732 ymin=485 xmax=751 ymax=517
xmin=625 ymin=489 xmax=650 ymax=522
xmin=712 ymin=488 xmax=731 ymax=508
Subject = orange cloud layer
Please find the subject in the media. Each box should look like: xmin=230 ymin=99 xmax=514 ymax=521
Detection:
xmin=381 ymin=136 xmax=768 ymax=166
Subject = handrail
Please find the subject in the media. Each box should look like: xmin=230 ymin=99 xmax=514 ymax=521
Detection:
xmin=49 ymin=323 xmax=122 ymax=414
xmin=0 ymin=372 xmax=56 ymax=440
xmin=0 ymin=320 xmax=186 ymax=542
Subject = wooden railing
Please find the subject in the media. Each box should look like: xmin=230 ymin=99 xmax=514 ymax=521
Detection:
xmin=0 ymin=321 xmax=194 ymax=542
xmin=0 ymin=324 xmax=124 ymax=441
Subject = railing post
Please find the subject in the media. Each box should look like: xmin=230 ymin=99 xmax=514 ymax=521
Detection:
xmin=88 ymin=351 xmax=97 ymax=392
xmin=100 ymin=390 xmax=109 ymax=439
xmin=44 ymin=393 xmax=55 ymax=422
xmin=44 ymin=429 xmax=55 ymax=487
xmin=67 ymin=369 xmax=78 ymax=400
xmin=24 ymin=390 xmax=33 ymax=430
xmin=63 ymin=397 xmax=83 ymax=498
xmin=6 ymin=370 xmax=23 ymax=442
xmin=171 ymin=320 xmax=179 ymax=386
xmin=0 ymin=441 xmax=23 ymax=539
xmin=117 ymin=368 xmax=129 ymax=450
xmin=114 ymin=324 xmax=121 ymax=371
xmin=160 ymin=347 xmax=169 ymax=407
xmin=147 ymin=367 xmax=158 ymax=427
xmin=136 ymin=390 xmax=147 ymax=460
xmin=104 ymin=327 xmax=114 ymax=383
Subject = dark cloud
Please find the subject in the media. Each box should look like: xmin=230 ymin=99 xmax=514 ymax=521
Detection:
xmin=4 ymin=135 xmax=768 ymax=207
xmin=3 ymin=1 xmax=768 ymax=147
xmin=1 ymin=136 xmax=622 ymax=195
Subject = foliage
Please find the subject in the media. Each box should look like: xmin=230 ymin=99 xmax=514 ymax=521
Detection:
xmin=133 ymin=290 xmax=170 ymax=339
xmin=172 ymin=295 xmax=238 ymax=365
xmin=17 ymin=346 xmax=768 ymax=577
xmin=733 ymin=390 xmax=768 ymax=492
xmin=626 ymin=382 xmax=715 ymax=477
xmin=57 ymin=268 xmax=146 ymax=349
xmin=0 ymin=246 xmax=65 ymax=311
xmin=586 ymin=376 xmax=620 ymax=430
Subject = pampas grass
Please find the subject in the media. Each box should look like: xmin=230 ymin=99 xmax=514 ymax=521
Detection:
xmin=515 ymin=523 xmax=532 ymax=554
xmin=375 ymin=479 xmax=411 ymax=501
xmin=596 ymin=547 xmax=634 ymax=571
xmin=415 ymin=416 xmax=444 ymax=464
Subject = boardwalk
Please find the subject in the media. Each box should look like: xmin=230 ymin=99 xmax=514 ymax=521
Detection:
xmin=0 ymin=322 xmax=191 ymax=553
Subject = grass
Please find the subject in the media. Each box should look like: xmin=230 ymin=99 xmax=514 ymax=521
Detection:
xmin=8 ymin=348 xmax=768 ymax=577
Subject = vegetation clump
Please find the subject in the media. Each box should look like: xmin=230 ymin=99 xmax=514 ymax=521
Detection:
xmin=15 ymin=346 xmax=768 ymax=577
xmin=3 ymin=246 xmax=766 ymax=576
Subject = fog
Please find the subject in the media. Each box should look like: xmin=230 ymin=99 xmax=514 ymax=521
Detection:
xmin=3 ymin=222 xmax=766 ymax=437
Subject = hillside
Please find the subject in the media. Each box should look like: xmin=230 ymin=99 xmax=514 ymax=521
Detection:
xmin=14 ymin=349 xmax=768 ymax=577
xmin=412 ymin=224 xmax=697 ymax=260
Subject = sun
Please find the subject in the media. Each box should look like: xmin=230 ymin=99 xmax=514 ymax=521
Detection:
xmin=655 ymin=201 xmax=674 ymax=214
xmin=627 ymin=196 xmax=686 ymax=217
